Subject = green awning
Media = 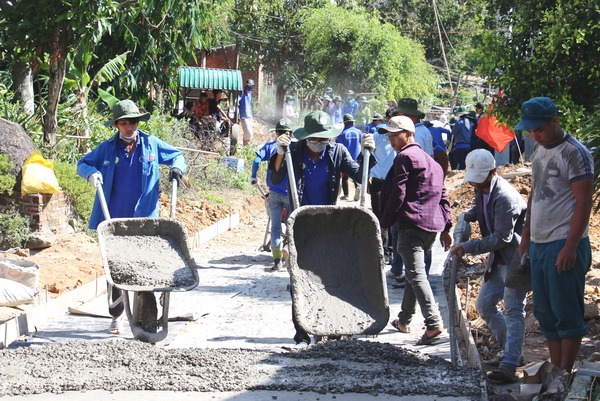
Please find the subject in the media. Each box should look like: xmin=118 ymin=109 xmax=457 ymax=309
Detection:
xmin=178 ymin=67 xmax=243 ymax=91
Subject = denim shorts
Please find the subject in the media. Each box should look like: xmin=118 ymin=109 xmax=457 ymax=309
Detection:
xmin=530 ymin=237 xmax=591 ymax=339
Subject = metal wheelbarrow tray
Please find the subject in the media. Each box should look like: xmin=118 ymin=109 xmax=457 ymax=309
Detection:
xmin=97 ymin=217 xmax=199 ymax=292
xmin=288 ymin=205 xmax=389 ymax=336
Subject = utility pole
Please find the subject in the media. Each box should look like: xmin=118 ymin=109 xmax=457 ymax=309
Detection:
xmin=432 ymin=0 xmax=456 ymax=110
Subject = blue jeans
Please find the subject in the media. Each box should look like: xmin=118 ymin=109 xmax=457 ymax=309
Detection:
xmin=475 ymin=264 xmax=527 ymax=370
xmin=395 ymin=226 xmax=442 ymax=331
xmin=390 ymin=224 xmax=404 ymax=276
xmin=268 ymin=191 xmax=289 ymax=254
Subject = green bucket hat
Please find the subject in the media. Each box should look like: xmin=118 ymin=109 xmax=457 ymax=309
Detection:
xmin=359 ymin=96 xmax=369 ymax=103
xmin=453 ymin=105 xmax=468 ymax=116
xmin=293 ymin=111 xmax=343 ymax=140
xmin=333 ymin=95 xmax=342 ymax=102
xmin=269 ymin=118 xmax=294 ymax=132
xmin=372 ymin=113 xmax=384 ymax=120
xmin=321 ymin=95 xmax=332 ymax=101
xmin=343 ymin=113 xmax=355 ymax=123
xmin=394 ymin=98 xmax=425 ymax=119
xmin=104 ymin=99 xmax=150 ymax=127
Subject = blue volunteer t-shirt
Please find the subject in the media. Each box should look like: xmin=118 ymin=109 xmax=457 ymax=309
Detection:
xmin=253 ymin=141 xmax=288 ymax=195
xmin=301 ymin=149 xmax=329 ymax=206
xmin=109 ymin=140 xmax=143 ymax=218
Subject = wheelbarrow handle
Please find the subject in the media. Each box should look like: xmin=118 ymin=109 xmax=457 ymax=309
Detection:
xmin=171 ymin=178 xmax=178 ymax=219
xmin=95 ymin=180 xmax=111 ymax=220
xmin=360 ymin=148 xmax=370 ymax=208
xmin=253 ymin=182 xmax=269 ymax=199
xmin=284 ymin=145 xmax=300 ymax=211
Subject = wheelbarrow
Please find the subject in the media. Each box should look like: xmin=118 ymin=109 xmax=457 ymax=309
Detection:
xmin=285 ymin=147 xmax=389 ymax=337
xmin=95 ymin=179 xmax=199 ymax=343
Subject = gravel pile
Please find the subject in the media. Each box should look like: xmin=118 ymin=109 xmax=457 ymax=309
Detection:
xmin=0 ymin=340 xmax=481 ymax=397
xmin=105 ymin=235 xmax=195 ymax=288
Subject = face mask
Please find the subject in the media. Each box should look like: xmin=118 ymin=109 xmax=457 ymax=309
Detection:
xmin=119 ymin=130 xmax=138 ymax=143
xmin=306 ymin=139 xmax=328 ymax=153
xmin=287 ymin=100 xmax=294 ymax=105
xmin=247 ymin=87 xmax=254 ymax=91
xmin=347 ymin=96 xmax=353 ymax=100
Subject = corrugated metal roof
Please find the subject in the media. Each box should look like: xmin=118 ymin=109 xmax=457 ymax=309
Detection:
xmin=178 ymin=67 xmax=243 ymax=91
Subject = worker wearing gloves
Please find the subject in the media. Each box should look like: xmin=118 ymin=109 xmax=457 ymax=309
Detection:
xmin=269 ymin=110 xmax=375 ymax=348
xmin=250 ymin=118 xmax=293 ymax=271
xmin=77 ymin=99 xmax=187 ymax=335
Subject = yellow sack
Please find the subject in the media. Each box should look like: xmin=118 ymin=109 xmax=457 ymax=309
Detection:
xmin=20 ymin=150 xmax=61 ymax=195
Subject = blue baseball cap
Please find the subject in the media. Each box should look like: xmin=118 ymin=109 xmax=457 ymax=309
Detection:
xmin=514 ymin=97 xmax=557 ymax=131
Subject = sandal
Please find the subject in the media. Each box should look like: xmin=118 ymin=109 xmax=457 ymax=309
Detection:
xmin=109 ymin=319 xmax=123 ymax=334
xmin=416 ymin=330 xmax=442 ymax=345
xmin=390 ymin=319 xmax=410 ymax=333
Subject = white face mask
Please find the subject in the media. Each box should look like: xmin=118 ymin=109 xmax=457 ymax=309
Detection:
xmin=119 ymin=130 xmax=138 ymax=143
xmin=306 ymin=139 xmax=329 ymax=153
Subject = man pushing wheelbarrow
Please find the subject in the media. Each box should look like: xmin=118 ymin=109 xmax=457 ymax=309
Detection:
xmin=77 ymin=99 xmax=187 ymax=335
xmin=269 ymin=111 xmax=383 ymax=350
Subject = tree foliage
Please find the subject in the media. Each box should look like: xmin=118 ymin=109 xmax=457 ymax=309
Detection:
xmin=230 ymin=0 xmax=326 ymax=114
xmin=302 ymin=4 xmax=438 ymax=101
xmin=365 ymin=0 xmax=491 ymax=73
xmin=479 ymin=0 xmax=600 ymax=132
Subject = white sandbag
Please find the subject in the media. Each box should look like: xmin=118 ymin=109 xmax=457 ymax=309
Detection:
xmin=0 ymin=278 xmax=36 ymax=307
xmin=0 ymin=257 xmax=40 ymax=293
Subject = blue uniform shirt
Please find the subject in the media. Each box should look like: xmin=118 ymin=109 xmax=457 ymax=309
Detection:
xmin=77 ymin=130 xmax=186 ymax=229
xmin=239 ymin=90 xmax=253 ymax=119
xmin=301 ymin=149 xmax=330 ymax=206
xmin=336 ymin=125 xmax=362 ymax=161
xmin=109 ymin=139 xmax=143 ymax=218
xmin=342 ymin=99 xmax=359 ymax=117
xmin=427 ymin=126 xmax=450 ymax=155
xmin=251 ymin=141 xmax=288 ymax=195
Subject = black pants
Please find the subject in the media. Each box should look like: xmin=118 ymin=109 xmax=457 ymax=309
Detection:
xmin=108 ymin=284 xmax=125 ymax=318
xmin=341 ymin=175 xmax=358 ymax=197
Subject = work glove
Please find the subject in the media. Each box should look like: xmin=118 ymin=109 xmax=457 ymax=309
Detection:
xmin=88 ymin=172 xmax=103 ymax=188
xmin=361 ymin=134 xmax=375 ymax=152
xmin=250 ymin=177 xmax=258 ymax=186
xmin=276 ymin=134 xmax=291 ymax=155
xmin=169 ymin=167 xmax=184 ymax=185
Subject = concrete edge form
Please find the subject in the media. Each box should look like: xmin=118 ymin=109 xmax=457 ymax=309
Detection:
xmin=449 ymin=277 xmax=488 ymax=401
xmin=0 ymin=275 xmax=106 ymax=348
xmin=192 ymin=213 xmax=240 ymax=248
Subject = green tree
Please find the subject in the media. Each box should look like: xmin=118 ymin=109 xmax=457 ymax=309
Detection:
xmin=302 ymin=4 xmax=438 ymax=101
xmin=0 ymin=0 xmax=118 ymax=145
xmin=230 ymin=0 xmax=325 ymax=116
xmin=365 ymin=0 xmax=492 ymax=73
xmin=99 ymin=0 xmax=228 ymax=106
xmin=479 ymin=0 xmax=600 ymax=131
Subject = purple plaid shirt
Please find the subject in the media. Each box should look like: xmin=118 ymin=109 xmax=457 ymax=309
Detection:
xmin=380 ymin=142 xmax=451 ymax=232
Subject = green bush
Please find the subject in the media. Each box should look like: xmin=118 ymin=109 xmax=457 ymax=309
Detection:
xmin=0 ymin=154 xmax=16 ymax=194
xmin=0 ymin=205 xmax=31 ymax=248
xmin=53 ymin=161 xmax=95 ymax=226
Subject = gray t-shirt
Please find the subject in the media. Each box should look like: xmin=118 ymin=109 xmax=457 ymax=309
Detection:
xmin=530 ymin=133 xmax=594 ymax=243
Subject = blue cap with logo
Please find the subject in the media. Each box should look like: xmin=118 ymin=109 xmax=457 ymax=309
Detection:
xmin=514 ymin=97 xmax=557 ymax=131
